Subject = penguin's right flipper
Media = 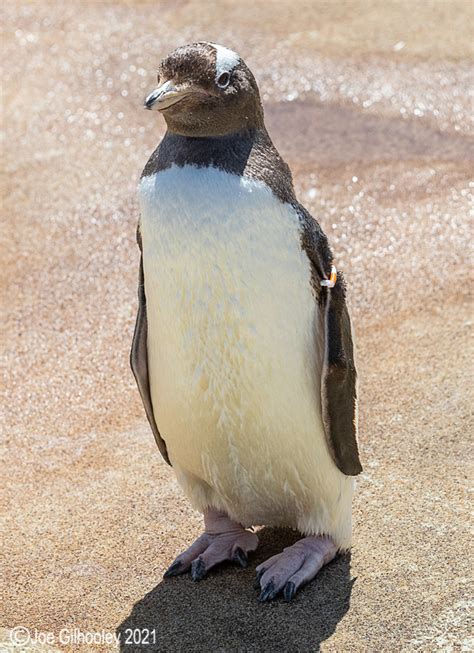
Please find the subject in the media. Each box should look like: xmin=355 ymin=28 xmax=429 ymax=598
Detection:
xmin=130 ymin=229 xmax=170 ymax=465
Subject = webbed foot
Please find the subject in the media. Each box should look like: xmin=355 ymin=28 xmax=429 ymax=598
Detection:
xmin=255 ymin=535 xmax=337 ymax=602
xmin=164 ymin=509 xmax=259 ymax=581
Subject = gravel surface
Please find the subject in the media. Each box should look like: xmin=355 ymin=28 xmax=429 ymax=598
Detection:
xmin=2 ymin=1 xmax=473 ymax=651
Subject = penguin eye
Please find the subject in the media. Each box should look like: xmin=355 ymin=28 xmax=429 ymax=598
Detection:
xmin=216 ymin=72 xmax=231 ymax=89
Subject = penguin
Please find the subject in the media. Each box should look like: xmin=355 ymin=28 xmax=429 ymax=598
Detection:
xmin=131 ymin=42 xmax=362 ymax=602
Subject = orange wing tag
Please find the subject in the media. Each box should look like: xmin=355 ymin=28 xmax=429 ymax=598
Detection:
xmin=320 ymin=265 xmax=337 ymax=289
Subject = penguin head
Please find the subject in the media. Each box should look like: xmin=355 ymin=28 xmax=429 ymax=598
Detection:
xmin=144 ymin=42 xmax=264 ymax=137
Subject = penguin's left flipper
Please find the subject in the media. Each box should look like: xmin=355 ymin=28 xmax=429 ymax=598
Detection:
xmin=130 ymin=226 xmax=170 ymax=465
xmin=297 ymin=203 xmax=362 ymax=477
xmin=320 ymin=272 xmax=362 ymax=476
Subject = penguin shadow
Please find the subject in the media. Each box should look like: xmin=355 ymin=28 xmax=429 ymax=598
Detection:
xmin=117 ymin=527 xmax=355 ymax=652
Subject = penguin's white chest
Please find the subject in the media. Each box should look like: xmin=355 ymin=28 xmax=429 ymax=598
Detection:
xmin=138 ymin=165 xmax=351 ymax=543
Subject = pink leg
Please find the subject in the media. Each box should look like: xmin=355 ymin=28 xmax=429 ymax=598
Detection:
xmin=255 ymin=535 xmax=338 ymax=602
xmin=164 ymin=509 xmax=259 ymax=581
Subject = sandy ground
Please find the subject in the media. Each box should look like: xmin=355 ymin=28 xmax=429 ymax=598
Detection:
xmin=1 ymin=1 xmax=473 ymax=651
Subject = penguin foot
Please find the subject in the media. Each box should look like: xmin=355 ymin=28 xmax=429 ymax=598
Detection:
xmin=164 ymin=509 xmax=259 ymax=581
xmin=255 ymin=535 xmax=337 ymax=602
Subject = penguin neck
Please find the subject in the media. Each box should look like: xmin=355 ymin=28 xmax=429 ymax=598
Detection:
xmin=144 ymin=128 xmax=265 ymax=177
xmin=141 ymin=127 xmax=297 ymax=205
xmin=167 ymin=126 xmax=259 ymax=153
xmin=163 ymin=99 xmax=265 ymax=138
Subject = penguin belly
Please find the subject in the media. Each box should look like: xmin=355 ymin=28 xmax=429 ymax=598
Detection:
xmin=138 ymin=166 xmax=353 ymax=549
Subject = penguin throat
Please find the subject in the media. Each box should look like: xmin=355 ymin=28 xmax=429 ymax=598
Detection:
xmin=163 ymin=101 xmax=264 ymax=138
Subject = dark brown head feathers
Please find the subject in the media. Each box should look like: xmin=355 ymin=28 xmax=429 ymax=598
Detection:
xmin=150 ymin=42 xmax=264 ymax=137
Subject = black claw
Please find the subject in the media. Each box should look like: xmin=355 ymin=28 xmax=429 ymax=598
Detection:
xmin=191 ymin=557 xmax=206 ymax=582
xmin=283 ymin=581 xmax=296 ymax=602
xmin=233 ymin=547 xmax=248 ymax=568
xmin=254 ymin=567 xmax=266 ymax=589
xmin=258 ymin=580 xmax=276 ymax=602
xmin=163 ymin=560 xmax=182 ymax=578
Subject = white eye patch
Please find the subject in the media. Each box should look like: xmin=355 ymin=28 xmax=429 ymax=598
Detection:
xmin=209 ymin=42 xmax=240 ymax=80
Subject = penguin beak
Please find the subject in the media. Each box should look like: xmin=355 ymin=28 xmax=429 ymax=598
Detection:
xmin=144 ymin=80 xmax=195 ymax=111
